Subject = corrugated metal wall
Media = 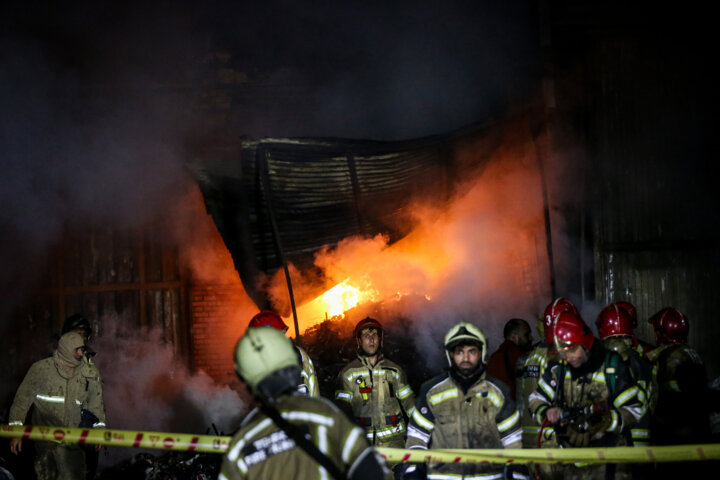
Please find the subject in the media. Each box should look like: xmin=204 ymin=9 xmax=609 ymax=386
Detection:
xmin=586 ymin=34 xmax=719 ymax=379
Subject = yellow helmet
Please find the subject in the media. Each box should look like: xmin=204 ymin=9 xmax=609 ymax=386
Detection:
xmin=234 ymin=326 xmax=300 ymax=401
xmin=444 ymin=321 xmax=487 ymax=364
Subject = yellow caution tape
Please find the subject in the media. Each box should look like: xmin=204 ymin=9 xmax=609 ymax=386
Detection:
xmin=377 ymin=445 xmax=720 ymax=464
xmin=2 ymin=425 xmax=718 ymax=464
xmin=0 ymin=425 xmax=230 ymax=454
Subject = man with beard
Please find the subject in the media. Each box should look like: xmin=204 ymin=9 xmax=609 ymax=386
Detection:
xmin=528 ymin=311 xmax=642 ymax=480
xmin=401 ymin=321 xmax=522 ymax=479
xmin=8 ymin=331 xmax=106 ymax=480
xmin=335 ymin=317 xmax=415 ymax=455
xmin=486 ymin=318 xmax=532 ymax=401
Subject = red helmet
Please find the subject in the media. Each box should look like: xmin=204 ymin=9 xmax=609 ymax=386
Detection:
xmin=595 ymin=304 xmax=634 ymax=339
xmin=614 ymin=301 xmax=638 ymax=328
xmin=549 ymin=311 xmax=594 ymax=354
xmin=542 ymin=297 xmax=578 ymax=344
xmin=248 ymin=311 xmax=288 ymax=332
xmin=649 ymin=307 xmax=688 ymax=345
xmin=354 ymin=317 xmax=383 ymax=339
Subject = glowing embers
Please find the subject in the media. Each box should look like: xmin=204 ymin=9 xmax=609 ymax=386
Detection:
xmin=319 ymin=278 xmax=379 ymax=318
xmin=287 ymin=277 xmax=380 ymax=334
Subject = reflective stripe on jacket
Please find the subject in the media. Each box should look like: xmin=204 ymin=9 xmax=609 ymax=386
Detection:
xmin=406 ymin=371 xmax=521 ymax=477
xmin=219 ymin=395 xmax=374 ymax=480
xmin=334 ymin=355 xmax=415 ymax=447
xmin=528 ymin=346 xmax=642 ymax=449
xmin=296 ymin=345 xmax=319 ymax=397
xmin=9 ymin=357 xmax=106 ymax=429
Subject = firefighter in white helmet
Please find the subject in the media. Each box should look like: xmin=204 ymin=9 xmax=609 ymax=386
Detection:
xmin=334 ymin=317 xmax=415 ymax=453
xmin=401 ymin=321 xmax=523 ymax=480
xmin=219 ymin=326 xmax=388 ymax=480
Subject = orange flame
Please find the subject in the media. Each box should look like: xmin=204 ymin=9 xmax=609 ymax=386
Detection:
xmin=276 ymin=123 xmax=553 ymax=340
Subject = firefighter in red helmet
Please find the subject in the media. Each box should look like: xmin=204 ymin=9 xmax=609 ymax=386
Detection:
xmin=646 ymin=307 xmax=710 ymax=448
xmin=596 ymin=304 xmax=655 ymax=451
xmin=334 ymin=317 xmax=415 ymax=466
xmin=516 ymin=297 xmax=576 ymax=479
xmin=247 ymin=311 xmax=319 ymax=397
xmin=612 ymin=301 xmax=654 ymax=355
xmin=529 ymin=311 xmax=642 ymax=480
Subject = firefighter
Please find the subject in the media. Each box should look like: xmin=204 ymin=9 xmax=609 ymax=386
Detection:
xmin=334 ymin=317 xmax=415 ymax=459
xmin=59 ymin=313 xmax=99 ymax=480
xmin=612 ymin=301 xmax=653 ymax=355
xmin=402 ymin=321 xmax=522 ymax=480
xmin=516 ymin=297 xmax=576 ymax=480
xmin=486 ymin=318 xmax=532 ymax=401
xmin=219 ymin=326 xmax=388 ymax=480
xmin=595 ymin=303 xmax=655 ymax=447
xmin=247 ymin=310 xmax=319 ymax=396
xmin=528 ymin=311 xmax=643 ymax=480
xmin=60 ymin=313 xmax=93 ymax=343
xmin=646 ymin=307 xmax=710 ymax=446
xmin=8 ymin=332 xmax=106 ymax=480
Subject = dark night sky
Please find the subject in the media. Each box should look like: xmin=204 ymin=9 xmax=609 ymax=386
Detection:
xmin=0 ymin=0 xmax=544 ymax=318
xmin=2 ymin=1 xmax=543 ymax=140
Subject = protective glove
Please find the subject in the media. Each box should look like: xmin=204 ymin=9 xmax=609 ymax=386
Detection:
xmin=589 ymin=411 xmax=615 ymax=439
xmin=568 ymin=426 xmax=591 ymax=446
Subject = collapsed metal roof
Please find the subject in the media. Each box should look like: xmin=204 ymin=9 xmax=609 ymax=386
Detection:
xmin=186 ymin=118 xmax=517 ymax=311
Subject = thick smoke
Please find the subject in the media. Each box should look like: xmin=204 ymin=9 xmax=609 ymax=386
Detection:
xmin=266 ymin=126 xmax=565 ymax=370
xmin=91 ymin=313 xmax=247 ymax=468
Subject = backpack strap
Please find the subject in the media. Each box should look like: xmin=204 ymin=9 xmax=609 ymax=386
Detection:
xmin=604 ymin=351 xmax=619 ymax=398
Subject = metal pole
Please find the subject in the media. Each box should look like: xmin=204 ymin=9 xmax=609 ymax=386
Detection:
xmin=257 ymin=147 xmax=300 ymax=340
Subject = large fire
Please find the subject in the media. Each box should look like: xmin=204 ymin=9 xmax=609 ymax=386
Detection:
xmin=278 ymin=131 xmax=551 ymax=340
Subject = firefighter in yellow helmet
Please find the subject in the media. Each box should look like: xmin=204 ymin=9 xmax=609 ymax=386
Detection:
xmin=402 ymin=321 xmax=523 ymax=480
xmin=219 ymin=326 xmax=388 ymax=480
xmin=247 ymin=310 xmax=319 ymax=396
xmin=334 ymin=317 xmax=415 ymax=453
xmin=8 ymin=332 xmax=106 ymax=480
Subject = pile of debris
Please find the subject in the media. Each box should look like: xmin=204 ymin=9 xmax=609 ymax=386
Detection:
xmin=99 ymin=450 xmax=222 ymax=480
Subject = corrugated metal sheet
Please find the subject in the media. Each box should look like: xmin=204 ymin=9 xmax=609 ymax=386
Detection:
xmin=188 ymin=120 xmax=511 ymax=310
xmin=588 ymin=36 xmax=720 ymax=379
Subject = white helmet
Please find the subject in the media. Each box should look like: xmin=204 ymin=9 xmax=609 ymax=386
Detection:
xmin=443 ymin=321 xmax=487 ymax=365
xmin=234 ymin=326 xmax=301 ymax=402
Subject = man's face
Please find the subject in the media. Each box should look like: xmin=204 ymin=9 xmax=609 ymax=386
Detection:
xmin=359 ymin=328 xmax=379 ymax=356
xmin=514 ymin=325 xmax=533 ymax=350
xmin=561 ymin=344 xmax=588 ymax=368
xmin=72 ymin=328 xmax=89 ymax=343
xmin=73 ymin=346 xmax=85 ymax=361
xmin=450 ymin=344 xmax=481 ymax=375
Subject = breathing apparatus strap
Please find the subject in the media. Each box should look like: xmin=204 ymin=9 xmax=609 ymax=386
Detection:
xmin=258 ymin=401 xmax=348 ymax=480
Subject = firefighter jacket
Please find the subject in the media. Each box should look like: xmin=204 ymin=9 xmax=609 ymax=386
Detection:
xmin=334 ymin=355 xmax=415 ymax=448
xmin=405 ymin=368 xmax=522 ymax=478
xmin=296 ymin=345 xmax=319 ymax=397
xmin=218 ymin=394 xmax=386 ymax=480
xmin=516 ymin=341 xmax=554 ymax=448
xmin=646 ymin=343 xmax=710 ymax=444
xmin=9 ymin=357 xmax=106 ymax=429
xmin=528 ymin=344 xmax=643 ymax=449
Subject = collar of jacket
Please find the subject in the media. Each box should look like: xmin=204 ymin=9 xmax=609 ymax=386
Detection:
xmin=358 ymin=354 xmax=384 ymax=368
xmin=449 ymin=363 xmax=485 ymax=393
